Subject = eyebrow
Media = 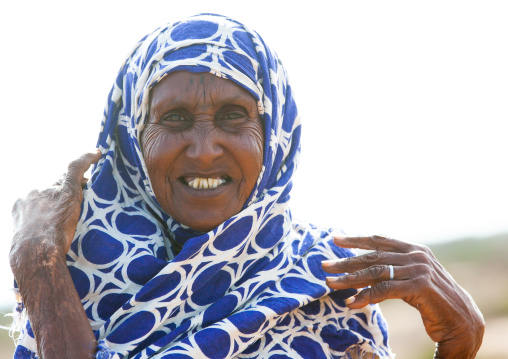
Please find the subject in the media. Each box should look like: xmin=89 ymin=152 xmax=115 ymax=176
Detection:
xmin=151 ymin=91 xmax=258 ymax=114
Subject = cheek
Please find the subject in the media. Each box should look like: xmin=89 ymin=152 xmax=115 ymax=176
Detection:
xmin=237 ymin=123 xmax=264 ymax=183
xmin=250 ymin=122 xmax=264 ymax=171
xmin=141 ymin=126 xmax=179 ymax=181
xmin=251 ymin=130 xmax=264 ymax=172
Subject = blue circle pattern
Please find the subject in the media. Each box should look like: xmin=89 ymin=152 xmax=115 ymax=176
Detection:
xmin=14 ymin=14 xmax=392 ymax=358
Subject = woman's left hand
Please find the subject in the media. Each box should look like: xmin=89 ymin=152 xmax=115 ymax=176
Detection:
xmin=322 ymin=235 xmax=485 ymax=359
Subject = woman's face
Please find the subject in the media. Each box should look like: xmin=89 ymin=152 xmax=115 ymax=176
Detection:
xmin=141 ymin=71 xmax=264 ymax=232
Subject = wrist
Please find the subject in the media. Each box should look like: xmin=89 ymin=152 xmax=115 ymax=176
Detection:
xmin=436 ymin=324 xmax=484 ymax=359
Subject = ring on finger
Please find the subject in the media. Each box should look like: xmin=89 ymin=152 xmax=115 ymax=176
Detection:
xmin=388 ymin=265 xmax=394 ymax=281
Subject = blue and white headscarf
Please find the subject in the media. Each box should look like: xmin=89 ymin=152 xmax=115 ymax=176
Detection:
xmin=15 ymin=14 xmax=392 ymax=359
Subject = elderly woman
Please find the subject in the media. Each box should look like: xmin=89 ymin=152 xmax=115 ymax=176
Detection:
xmin=10 ymin=14 xmax=484 ymax=359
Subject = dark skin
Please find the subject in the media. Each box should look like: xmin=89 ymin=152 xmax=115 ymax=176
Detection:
xmin=9 ymin=72 xmax=264 ymax=358
xmin=322 ymin=236 xmax=485 ymax=358
xmin=10 ymin=151 xmax=101 ymax=358
xmin=10 ymin=72 xmax=484 ymax=358
xmin=141 ymin=72 xmax=264 ymax=232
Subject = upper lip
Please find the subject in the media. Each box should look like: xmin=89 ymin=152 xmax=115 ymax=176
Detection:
xmin=182 ymin=173 xmax=228 ymax=178
xmin=178 ymin=172 xmax=231 ymax=183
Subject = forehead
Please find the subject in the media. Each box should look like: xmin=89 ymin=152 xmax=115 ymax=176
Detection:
xmin=149 ymin=71 xmax=258 ymax=110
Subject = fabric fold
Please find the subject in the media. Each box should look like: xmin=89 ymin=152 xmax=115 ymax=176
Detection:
xmin=14 ymin=14 xmax=392 ymax=359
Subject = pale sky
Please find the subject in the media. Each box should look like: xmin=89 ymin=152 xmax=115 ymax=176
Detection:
xmin=0 ymin=1 xmax=507 ymax=307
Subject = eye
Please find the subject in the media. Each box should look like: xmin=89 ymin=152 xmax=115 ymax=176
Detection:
xmin=166 ymin=114 xmax=185 ymax=121
xmin=216 ymin=106 xmax=249 ymax=131
xmin=223 ymin=112 xmax=245 ymax=121
xmin=160 ymin=110 xmax=192 ymax=131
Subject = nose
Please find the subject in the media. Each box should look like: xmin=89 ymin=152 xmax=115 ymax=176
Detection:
xmin=186 ymin=126 xmax=224 ymax=164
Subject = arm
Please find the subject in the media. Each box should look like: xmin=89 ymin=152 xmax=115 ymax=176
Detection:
xmin=10 ymin=151 xmax=101 ymax=358
xmin=322 ymin=235 xmax=485 ymax=359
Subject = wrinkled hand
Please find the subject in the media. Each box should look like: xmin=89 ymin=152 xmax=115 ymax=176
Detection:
xmin=10 ymin=150 xmax=101 ymax=268
xmin=9 ymin=150 xmax=101 ymax=359
xmin=322 ymin=235 xmax=485 ymax=359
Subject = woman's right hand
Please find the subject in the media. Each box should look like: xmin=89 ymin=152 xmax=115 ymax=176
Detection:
xmin=10 ymin=150 xmax=101 ymax=268
xmin=10 ymin=150 xmax=101 ymax=359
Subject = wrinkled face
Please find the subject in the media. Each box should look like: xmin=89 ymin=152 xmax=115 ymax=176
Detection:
xmin=141 ymin=71 xmax=264 ymax=232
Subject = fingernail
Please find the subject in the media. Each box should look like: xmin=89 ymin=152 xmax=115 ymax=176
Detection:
xmin=322 ymin=258 xmax=347 ymax=266
xmin=326 ymin=274 xmax=348 ymax=282
xmin=345 ymin=296 xmax=356 ymax=305
xmin=322 ymin=260 xmax=338 ymax=266
xmin=334 ymin=235 xmax=347 ymax=241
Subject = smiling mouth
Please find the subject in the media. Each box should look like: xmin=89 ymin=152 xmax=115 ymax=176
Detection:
xmin=179 ymin=176 xmax=231 ymax=189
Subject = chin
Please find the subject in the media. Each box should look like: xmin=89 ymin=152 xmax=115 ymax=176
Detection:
xmin=175 ymin=210 xmax=232 ymax=233
xmin=165 ymin=197 xmax=245 ymax=233
xmin=182 ymin=220 xmax=222 ymax=233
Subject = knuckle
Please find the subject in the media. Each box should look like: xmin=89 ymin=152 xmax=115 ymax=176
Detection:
xmin=68 ymin=155 xmax=90 ymax=172
xmin=67 ymin=160 xmax=81 ymax=173
xmin=363 ymin=251 xmax=383 ymax=262
xmin=410 ymin=250 xmax=431 ymax=264
xmin=413 ymin=263 xmax=431 ymax=276
xmin=77 ymin=151 xmax=98 ymax=165
xmin=61 ymin=179 xmax=80 ymax=199
xmin=344 ymin=272 xmax=357 ymax=283
xmin=414 ymin=243 xmax=432 ymax=255
xmin=368 ymin=280 xmax=392 ymax=300
xmin=370 ymin=235 xmax=389 ymax=250
xmin=377 ymin=280 xmax=391 ymax=293
xmin=373 ymin=234 xmax=389 ymax=241
xmin=419 ymin=244 xmax=431 ymax=253
xmin=420 ymin=244 xmax=437 ymax=260
xmin=367 ymin=265 xmax=385 ymax=279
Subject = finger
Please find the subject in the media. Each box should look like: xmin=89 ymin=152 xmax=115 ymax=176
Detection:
xmin=66 ymin=150 xmax=102 ymax=182
xmin=81 ymin=177 xmax=89 ymax=189
xmin=62 ymin=150 xmax=101 ymax=198
xmin=326 ymin=264 xmax=400 ymax=290
xmin=322 ymin=250 xmax=430 ymax=274
xmin=343 ymin=278 xmax=419 ymax=309
xmin=333 ymin=235 xmax=421 ymax=254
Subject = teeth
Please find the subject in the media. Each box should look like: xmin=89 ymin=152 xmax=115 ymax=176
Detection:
xmin=187 ymin=177 xmax=226 ymax=189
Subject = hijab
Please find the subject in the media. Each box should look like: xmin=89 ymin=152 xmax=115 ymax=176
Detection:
xmin=15 ymin=14 xmax=392 ymax=359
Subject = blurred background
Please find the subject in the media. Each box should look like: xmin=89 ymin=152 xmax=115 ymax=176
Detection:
xmin=0 ymin=1 xmax=506 ymax=357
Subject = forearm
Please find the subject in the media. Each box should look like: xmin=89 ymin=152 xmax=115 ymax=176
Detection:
xmin=12 ymin=240 xmax=96 ymax=358
xmin=10 ymin=151 xmax=102 ymax=358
